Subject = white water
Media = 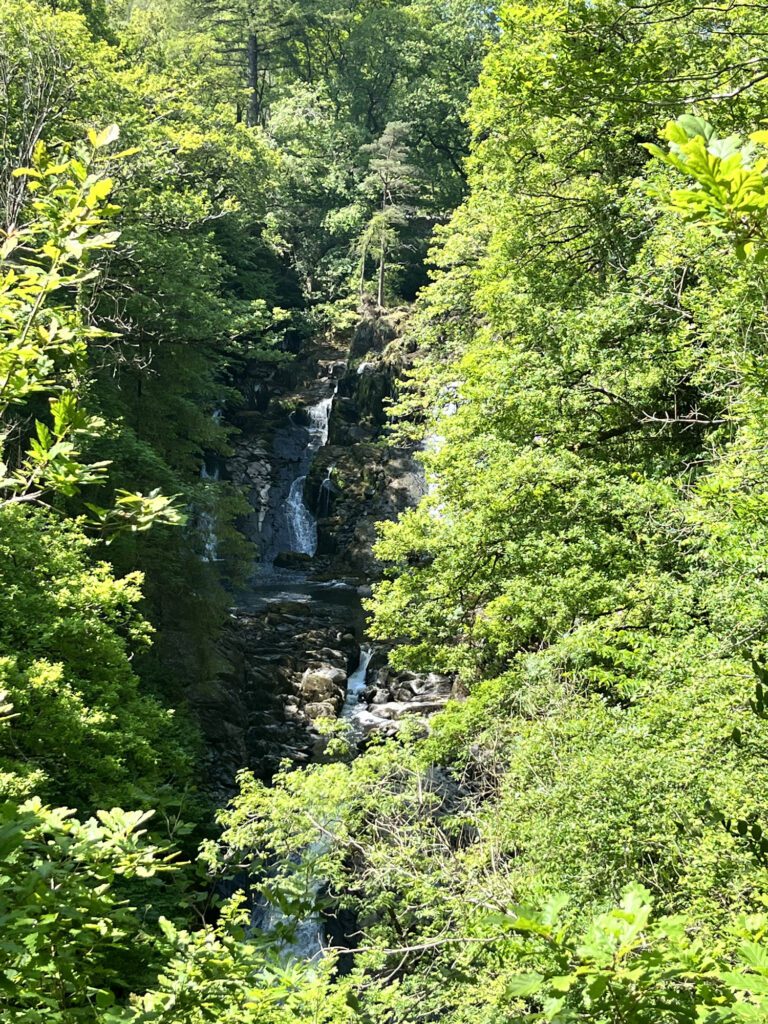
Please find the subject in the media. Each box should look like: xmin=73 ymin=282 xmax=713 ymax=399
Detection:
xmin=282 ymin=395 xmax=335 ymax=557
xmin=308 ymin=396 xmax=334 ymax=445
xmin=341 ymin=646 xmax=374 ymax=733
xmin=199 ymin=454 xmax=221 ymax=562
xmin=285 ymin=476 xmax=317 ymax=554
xmin=256 ymin=869 xmax=326 ymax=962
xmin=256 ymin=390 xmax=363 ymax=958
xmin=317 ymin=464 xmax=335 ymax=517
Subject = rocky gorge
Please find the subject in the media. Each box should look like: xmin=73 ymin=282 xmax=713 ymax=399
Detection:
xmin=193 ymin=310 xmax=457 ymax=793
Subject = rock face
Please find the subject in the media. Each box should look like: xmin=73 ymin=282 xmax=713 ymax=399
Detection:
xmin=191 ymin=308 xmax=451 ymax=795
xmin=310 ymin=311 xmax=426 ymax=581
xmin=200 ymin=592 xmax=360 ymax=789
xmin=227 ymin=440 xmax=272 ymax=538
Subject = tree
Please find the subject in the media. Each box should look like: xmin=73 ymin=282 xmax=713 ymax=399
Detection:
xmin=357 ymin=121 xmax=420 ymax=307
xmin=0 ymin=799 xmax=168 ymax=1020
xmin=0 ymin=129 xmax=183 ymax=529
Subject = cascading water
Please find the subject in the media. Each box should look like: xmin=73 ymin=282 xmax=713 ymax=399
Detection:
xmin=317 ymin=465 xmax=335 ymax=518
xmin=199 ymin=442 xmax=222 ymax=562
xmin=246 ymin=380 xmax=383 ymax=959
xmin=309 ymin=396 xmax=334 ymax=444
xmin=255 ymin=863 xmax=327 ymax=962
xmin=228 ymin=339 xmax=435 ymax=973
xmin=285 ymin=476 xmax=316 ymax=554
xmin=279 ymin=393 xmax=335 ymax=559
xmin=341 ymin=646 xmax=374 ymax=735
xmin=339 ymin=646 xmax=397 ymax=738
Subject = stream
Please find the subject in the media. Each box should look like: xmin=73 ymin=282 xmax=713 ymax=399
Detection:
xmin=246 ymin=383 xmax=370 ymax=959
xmin=254 ymin=645 xmax=374 ymax=961
xmin=203 ymin=342 xmax=452 ymax=961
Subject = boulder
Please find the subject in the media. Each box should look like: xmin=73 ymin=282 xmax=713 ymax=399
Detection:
xmin=410 ymin=673 xmax=453 ymax=696
xmin=304 ymin=701 xmax=338 ymax=721
xmin=300 ymin=665 xmax=347 ymax=703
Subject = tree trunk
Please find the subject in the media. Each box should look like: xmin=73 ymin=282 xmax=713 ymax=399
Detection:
xmin=247 ymin=31 xmax=260 ymax=126
xmin=377 ymin=237 xmax=386 ymax=308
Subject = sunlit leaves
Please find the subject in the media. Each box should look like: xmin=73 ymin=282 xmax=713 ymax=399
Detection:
xmin=0 ymin=139 xmax=120 ymax=505
xmin=88 ymin=123 xmax=120 ymax=150
xmin=646 ymin=117 xmax=768 ymax=260
xmin=86 ymin=488 xmax=187 ymax=539
xmin=502 ymin=885 xmax=768 ymax=1023
xmin=0 ymin=798 xmax=166 ymax=1021
xmin=0 ymin=136 xmax=184 ymax=532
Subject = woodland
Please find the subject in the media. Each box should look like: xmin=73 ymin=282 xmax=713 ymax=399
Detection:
xmin=4 ymin=0 xmax=768 ymax=1021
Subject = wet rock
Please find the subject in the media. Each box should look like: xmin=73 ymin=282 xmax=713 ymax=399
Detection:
xmin=227 ymin=440 xmax=273 ymax=543
xmin=196 ymin=311 xmax=460 ymax=794
xmin=373 ymin=700 xmax=448 ymax=720
xmin=274 ymin=551 xmax=314 ymax=570
xmin=359 ymin=717 xmax=401 ymax=738
xmin=310 ymin=647 xmax=345 ymax=662
xmin=371 ymin=666 xmax=390 ymax=687
xmin=413 ymin=673 xmax=453 ymax=696
xmin=300 ymin=666 xmax=347 ymax=703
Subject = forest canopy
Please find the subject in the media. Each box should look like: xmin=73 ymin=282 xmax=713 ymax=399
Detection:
xmin=4 ymin=0 xmax=768 ymax=1021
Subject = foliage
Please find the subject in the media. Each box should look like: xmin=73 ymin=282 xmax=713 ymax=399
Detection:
xmin=17 ymin=0 xmax=768 ymax=1020
xmin=0 ymin=129 xmax=180 ymax=529
xmin=0 ymin=797 xmax=170 ymax=1022
xmin=120 ymin=900 xmax=346 ymax=1024
xmin=502 ymin=884 xmax=768 ymax=1023
xmin=646 ymin=115 xmax=768 ymax=259
xmin=0 ymin=795 xmax=334 ymax=1023
xmin=356 ymin=121 xmax=421 ymax=305
xmin=188 ymin=0 xmax=494 ymax=302
xmin=0 ymin=505 xmax=194 ymax=809
xmin=0 ymin=128 xmax=193 ymax=606
xmin=349 ymin=0 xmax=768 ymax=1016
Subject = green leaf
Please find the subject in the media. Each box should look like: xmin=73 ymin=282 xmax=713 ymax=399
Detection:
xmin=719 ymin=971 xmax=768 ymax=995
xmin=85 ymin=179 xmax=114 ymax=206
xmin=677 ymin=115 xmax=717 ymax=141
xmin=740 ymin=941 xmax=768 ymax=974
xmin=505 ymin=973 xmax=545 ymax=997
xmin=88 ymin=125 xmax=120 ymax=149
xmin=158 ymin=917 xmax=177 ymax=942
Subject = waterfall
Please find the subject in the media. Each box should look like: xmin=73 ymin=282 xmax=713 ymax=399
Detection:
xmin=256 ymin=869 xmax=326 ymax=962
xmin=199 ymin=425 xmax=222 ymax=562
xmin=341 ymin=646 xmax=373 ymax=731
xmin=317 ymin=465 xmax=335 ymax=518
xmin=281 ymin=394 xmax=335 ymax=558
xmin=200 ymin=514 xmax=219 ymax=562
xmin=308 ymin=395 xmax=334 ymax=445
xmin=285 ymin=476 xmax=316 ymax=554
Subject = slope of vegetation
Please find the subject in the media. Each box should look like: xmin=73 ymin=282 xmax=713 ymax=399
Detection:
xmin=4 ymin=0 xmax=768 ymax=1020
